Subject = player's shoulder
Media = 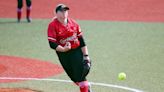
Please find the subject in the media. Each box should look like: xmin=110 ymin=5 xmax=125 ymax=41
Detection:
xmin=68 ymin=18 xmax=79 ymax=25
xmin=49 ymin=17 xmax=58 ymax=26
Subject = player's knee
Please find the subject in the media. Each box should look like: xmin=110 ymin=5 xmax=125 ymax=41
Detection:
xmin=78 ymin=81 xmax=89 ymax=88
xmin=26 ymin=0 xmax=31 ymax=7
xmin=18 ymin=4 xmax=23 ymax=9
xmin=72 ymin=75 xmax=85 ymax=83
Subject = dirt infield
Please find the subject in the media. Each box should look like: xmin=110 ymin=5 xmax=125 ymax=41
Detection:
xmin=0 ymin=64 xmax=7 ymax=74
xmin=0 ymin=0 xmax=164 ymax=22
xmin=0 ymin=55 xmax=63 ymax=83
xmin=0 ymin=88 xmax=42 ymax=92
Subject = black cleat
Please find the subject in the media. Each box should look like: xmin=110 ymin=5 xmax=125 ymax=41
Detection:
xmin=17 ymin=19 xmax=20 ymax=23
xmin=27 ymin=18 xmax=31 ymax=23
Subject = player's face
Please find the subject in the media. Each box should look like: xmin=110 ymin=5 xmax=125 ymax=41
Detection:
xmin=57 ymin=10 xmax=68 ymax=19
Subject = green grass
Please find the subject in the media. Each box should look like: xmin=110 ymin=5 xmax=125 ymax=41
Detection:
xmin=0 ymin=18 xmax=164 ymax=92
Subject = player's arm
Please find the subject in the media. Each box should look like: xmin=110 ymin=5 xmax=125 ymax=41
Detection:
xmin=49 ymin=41 xmax=71 ymax=52
xmin=48 ymin=23 xmax=71 ymax=52
xmin=77 ymin=26 xmax=89 ymax=55
xmin=56 ymin=43 xmax=71 ymax=52
xmin=77 ymin=24 xmax=90 ymax=59
xmin=81 ymin=46 xmax=89 ymax=56
xmin=78 ymin=36 xmax=90 ymax=62
xmin=79 ymin=37 xmax=91 ymax=72
xmin=78 ymin=37 xmax=88 ymax=55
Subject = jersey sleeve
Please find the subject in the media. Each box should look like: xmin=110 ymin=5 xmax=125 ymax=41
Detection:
xmin=47 ymin=23 xmax=57 ymax=43
xmin=76 ymin=23 xmax=86 ymax=47
xmin=71 ymin=18 xmax=83 ymax=38
xmin=77 ymin=24 xmax=83 ymax=38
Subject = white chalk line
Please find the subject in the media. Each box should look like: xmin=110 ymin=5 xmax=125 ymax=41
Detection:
xmin=0 ymin=77 xmax=144 ymax=92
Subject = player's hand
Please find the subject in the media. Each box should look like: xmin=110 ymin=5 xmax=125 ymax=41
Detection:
xmin=84 ymin=60 xmax=91 ymax=68
xmin=63 ymin=42 xmax=71 ymax=52
xmin=83 ymin=55 xmax=91 ymax=67
xmin=82 ymin=56 xmax=91 ymax=78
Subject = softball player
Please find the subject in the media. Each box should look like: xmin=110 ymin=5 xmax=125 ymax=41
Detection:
xmin=17 ymin=0 xmax=32 ymax=22
xmin=47 ymin=4 xmax=92 ymax=92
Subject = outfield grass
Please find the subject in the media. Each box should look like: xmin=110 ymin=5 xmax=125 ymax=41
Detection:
xmin=0 ymin=18 xmax=164 ymax=92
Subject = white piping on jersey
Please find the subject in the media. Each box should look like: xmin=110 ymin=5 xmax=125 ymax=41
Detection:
xmin=48 ymin=37 xmax=57 ymax=41
xmin=78 ymin=32 xmax=82 ymax=37
xmin=59 ymin=33 xmax=78 ymax=44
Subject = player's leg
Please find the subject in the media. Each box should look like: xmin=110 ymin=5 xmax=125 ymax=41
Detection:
xmin=17 ymin=0 xmax=23 ymax=22
xmin=56 ymin=52 xmax=75 ymax=82
xmin=69 ymin=48 xmax=91 ymax=92
xmin=26 ymin=0 xmax=32 ymax=22
xmin=57 ymin=49 xmax=92 ymax=92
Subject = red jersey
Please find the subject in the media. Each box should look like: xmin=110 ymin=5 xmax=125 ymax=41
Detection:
xmin=47 ymin=18 xmax=83 ymax=49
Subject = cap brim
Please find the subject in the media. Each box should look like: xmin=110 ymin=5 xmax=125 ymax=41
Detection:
xmin=61 ymin=7 xmax=69 ymax=11
xmin=55 ymin=4 xmax=70 ymax=12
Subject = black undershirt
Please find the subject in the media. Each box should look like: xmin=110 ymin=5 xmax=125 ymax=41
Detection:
xmin=49 ymin=37 xmax=86 ymax=50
